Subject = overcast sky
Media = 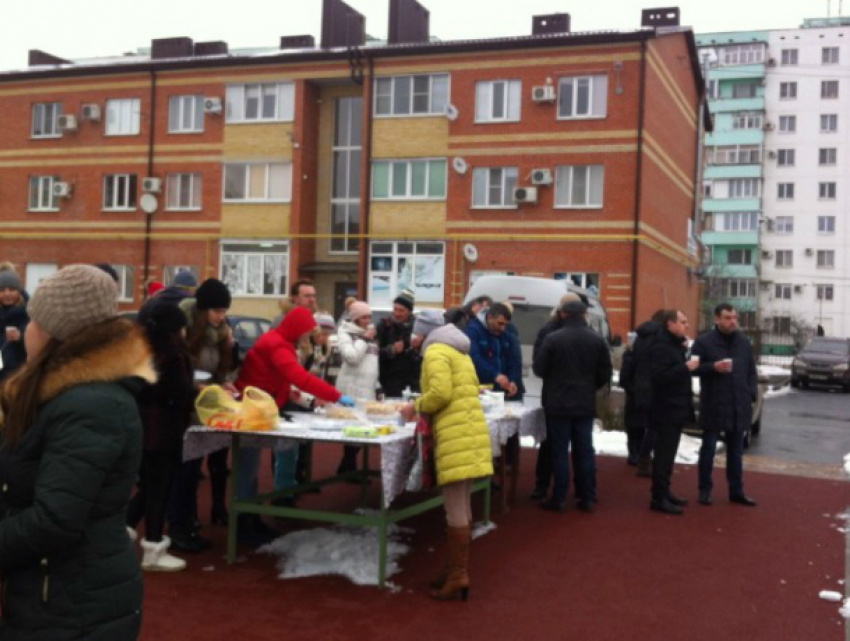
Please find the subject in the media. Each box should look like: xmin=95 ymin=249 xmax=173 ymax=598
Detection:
xmin=0 ymin=0 xmax=832 ymax=71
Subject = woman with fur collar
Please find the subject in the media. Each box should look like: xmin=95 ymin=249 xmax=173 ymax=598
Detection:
xmin=0 ymin=264 xmax=153 ymax=641
xmin=0 ymin=269 xmax=29 ymax=382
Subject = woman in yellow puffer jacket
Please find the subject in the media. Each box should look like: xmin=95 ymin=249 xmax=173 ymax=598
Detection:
xmin=401 ymin=310 xmax=493 ymax=601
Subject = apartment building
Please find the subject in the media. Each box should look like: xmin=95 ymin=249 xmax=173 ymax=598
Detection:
xmin=0 ymin=0 xmax=704 ymax=338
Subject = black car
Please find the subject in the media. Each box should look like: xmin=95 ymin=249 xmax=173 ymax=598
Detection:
xmin=791 ymin=337 xmax=850 ymax=392
xmin=227 ymin=315 xmax=272 ymax=363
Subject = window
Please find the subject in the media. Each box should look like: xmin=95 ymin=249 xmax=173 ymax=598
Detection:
xmin=821 ymin=114 xmax=838 ymax=132
xmin=818 ymin=216 xmax=836 ymax=234
xmin=727 ymin=249 xmax=753 ymax=265
xmin=715 ymin=212 xmax=758 ymax=232
xmin=781 ymin=49 xmax=798 ymax=65
xmin=222 ymin=163 xmax=291 ymax=202
xmin=225 ymin=83 xmax=294 ymax=123
xmin=732 ymin=83 xmax=758 ymax=99
xmin=822 ymin=81 xmax=839 ymax=99
xmin=777 ymin=183 xmax=795 ymax=200
xmin=102 ymin=174 xmax=137 ymax=210
xmin=28 ymin=176 xmax=59 ymax=211
xmin=817 ymin=285 xmax=834 ymax=301
xmin=557 ymin=75 xmax=608 ymax=119
xmin=368 ymin=241 xmax=445 ymax=305
xmin=819 ymin=148 xmax=837 ymax=165
xmin=772 ymin=316 xmax=792 ymax=334
xmin=819 ymin=182 xmax=837 ymax=200
xmin=778 ymin=115 xmax=796 ymax=133
xmin=554 ymin=165 xmax=604 ymax=208
xmin=708 ymin=145 xmax=760 ymax=164
xmin=817 ymin=250 xmax=835 ymax=268
xmin=168 ymin=95 xmax=204 ymax=133
xmin=706 ymin=79 xmax=717 ymax=99
xmin=113 ymin=265 xmax=135 ymax=302
xmin=371 ymin=159 xmax=447 ymax=200
xmin=554 ymin=272 xmax=600 ymax=292
xmin=722 ymin=44 xmax=765 ymax=65
xmin=823 ymin=47 xmax=840 ymax=64
xmin=731 ymin=112 xmax=762 ymax=130
xmin=374 ymin=74 xmax=449 ymax=117
xmin=724 ymin=279 xmax=757 ymax=298
xmin=220 ymin=241 xmax=289 ymax=297
xmin=31 ymin=102 xmax=62 ymax=138
xmin=25 ymin=263 xmax=57 ymax=294
xmin=779 ymin=82 xmax=797 ymax=99
xmin=776 ymin=250 xmax=793 ymax=268
xmin=728 ymin=179 xmax=760 ymax=198
xmin=166 ymin=173 xmax=202 ymax=210
xmin=331 ymin=97 xmax=362 ymax=253
xmin=774 ymin=284 xmax=792 ymax=300
xmin=775 ymin=216 xmax=794 ymax=234
xmin=703 ymin=181 xmax=712 ymax=198
xmin=471 ymin=167 xmax=518 ymax=208
xmin=162 ymin=266 xmax=198 ymax=286
xmin=473 ymin=80 xmax=521 ymax=123
xmin=738 ymin=311 xmax=757 ymax=329
xmin=105 ymin=99 xmax=141 ymax=136
xmin=777 ymin=149 xmax=795 ymax=166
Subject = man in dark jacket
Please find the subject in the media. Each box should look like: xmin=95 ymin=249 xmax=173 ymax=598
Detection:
xmin=465 ymin=302 xmax=520 ymax=397
xmin=137 ymin=270 xmax=197 ymax=326
xmin=377 ymin=290 xmax=421 ymax=396
xmin=648 ymin=309 xmax=699 ymax=515
xmin=691 ymin=303 xmax=758 ymax=507
xmin=532 ymin=300 xmax=612 ymax=512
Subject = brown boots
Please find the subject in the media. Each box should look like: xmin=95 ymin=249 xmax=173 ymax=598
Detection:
xmin=430 ymin=525 xmax=470 ymax=601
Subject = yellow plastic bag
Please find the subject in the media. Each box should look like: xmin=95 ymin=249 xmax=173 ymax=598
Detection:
xmin=195 ymin=385 xmax=278 ymax=432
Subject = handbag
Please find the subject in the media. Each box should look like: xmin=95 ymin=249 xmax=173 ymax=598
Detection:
xmin=405 ymin=413 xmax=436 ymax=492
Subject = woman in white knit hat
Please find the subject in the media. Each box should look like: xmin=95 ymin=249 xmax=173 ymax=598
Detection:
xmin=0 ymin=264 xmax=154 ymax=641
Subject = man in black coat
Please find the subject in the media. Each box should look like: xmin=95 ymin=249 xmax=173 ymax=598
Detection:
xmin=377 ymin=290 xmax=421 ymax=396
xmin=691 ymin=303 xmax=758 ymax=507
xmin=532 ymin=300 xmax=612 ymax=513
xmin=648 ymin=309 xmax=699 ymax=515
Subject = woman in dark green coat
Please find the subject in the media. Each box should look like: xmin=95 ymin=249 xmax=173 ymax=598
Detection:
xmin=0 ymin=265 xmax=155 ymax=641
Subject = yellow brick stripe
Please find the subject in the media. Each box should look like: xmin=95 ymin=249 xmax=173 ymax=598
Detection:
xmin=449 ymin=130 xmax=639 ymax=145
xmin=646 ymin=50 xmax=696 ymax=130
xmin=450 ymin=143 xmax=638 ymax=157
xmin=642 ymin=143 xmax=693 ymax=199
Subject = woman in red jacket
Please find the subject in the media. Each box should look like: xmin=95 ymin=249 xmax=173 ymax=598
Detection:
xmin=234 ymin=307 xmax=353 ymax=546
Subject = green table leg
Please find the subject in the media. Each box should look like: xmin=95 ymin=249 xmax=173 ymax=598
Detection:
xmin=303 ymin=441 xmax=313 ymax=484
xmin=359 ymin=446 xmax=371 ymax=508
xmin=226 ymin=433 xmax=241 ymax=564
xmin=377 ymin=494 xmax=388 ymax=588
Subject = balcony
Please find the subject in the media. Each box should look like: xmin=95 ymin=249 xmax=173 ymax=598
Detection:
xmin=712 ymin=64 xmax=766 ymax=81
xmin=701 ymin=230 xmax=759 ymax=246
xmin=704 ymin=164 xmax=762 ymax=180
xmin=709 ymin=97 xmax=765 ymax=113
xmin=704 ymin=264 xmax=759 ymax=279
xmin=702 ymin=198 xmax=761 ymax=213
xmin=706 ymin=130 xmax=764 ymax=147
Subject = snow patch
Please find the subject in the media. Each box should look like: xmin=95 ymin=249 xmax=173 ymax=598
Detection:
xmin=819 ymin=590 xmax=843 ymax=602
xmin=593 ymin=426 xmax=705 ymax=465
xmin=765 ymin=385 xmax=793 ymax=399
xmin=843 ymin=452 xmax=850 ymax=476
xmin=471 ymin=521 xmax=497 ymax=539
xmin=840 ymin=598 xmax=850 ymax=618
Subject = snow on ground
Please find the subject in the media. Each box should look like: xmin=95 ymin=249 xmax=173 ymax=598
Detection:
xmin=841 ymin=599 xmax=850 ymax=619
xmin=819 ymin=590 xmax=843 ymax=602
xmin=844 ymin=452 xmax=850 ymax=476
xmin=759 ymin=365 xmax=791 ymax=377
xmin=765 ymin=385 xmax=793 ymax=399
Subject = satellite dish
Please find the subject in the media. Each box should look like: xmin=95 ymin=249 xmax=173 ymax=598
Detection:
xmin=139 ymin=193 xmax=159 ymax=215
xmin=463 ymin=243 xmax=479 ymax=263
xmin=452 ymin=157 xmax=468 ymax=175
xmin=446 ymin=104 xmax=459 ymax=121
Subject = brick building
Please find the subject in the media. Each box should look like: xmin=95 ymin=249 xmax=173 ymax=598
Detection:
xmin=0 ymin=1 xmax=704 ymax=338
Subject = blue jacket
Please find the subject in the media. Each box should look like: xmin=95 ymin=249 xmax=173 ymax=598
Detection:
xmin=464 ymin=316 xmax=520 ymax=388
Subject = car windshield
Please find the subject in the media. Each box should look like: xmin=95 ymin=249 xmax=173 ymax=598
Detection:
xmin=803 ymin=340 xmax=849 ymax=356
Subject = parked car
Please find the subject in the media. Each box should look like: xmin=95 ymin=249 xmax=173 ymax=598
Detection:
xmin=227 ymin=315 xmax=272 ymax=363
xmin=791 ymin=337 xmax=850 ymax=392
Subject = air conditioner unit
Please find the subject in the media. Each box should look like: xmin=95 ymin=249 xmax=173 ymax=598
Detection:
xmin=761 ymin=250 xmax=773 ymax=259
xmin=530 ymin=168 xmax=553 ymax=186
xmin=767 ymin=58 xmax=777 ymax=67
xmin=531 ymin=85 xmax=556 ymax=103
xmin=56 ymin=114 xmax=78 ymax=132
xmin=767 ymin=150 xmax=777 ymax=159
xmin=80 ymin=104 xmax=101 ymax=122
xmin=793 ymin=285 xmax=803 ymax=294
xmin=763 ymin=122 xmax=774 ymax=132
xmin=513 ymin=186 xmax=538 ymax=204
xmin=805 ymin=248 xmax=814 ymax=256
xmin=142 ymin=177 xmax=162 ymax=194
xmin=203 ymin=97 xmax=222 ymax=114
xmin=52 ymin=182 xmax=72 ymax=198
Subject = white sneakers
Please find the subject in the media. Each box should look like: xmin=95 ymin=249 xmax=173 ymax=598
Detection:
xmin=140 ymin=537 xmax=187 ymax=572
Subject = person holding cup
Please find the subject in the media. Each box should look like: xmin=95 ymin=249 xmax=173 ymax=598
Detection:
xmin=0 ymin=269 xmax=29 ymax=381
xmin=691 ymin=303 xmax=758 ymax=507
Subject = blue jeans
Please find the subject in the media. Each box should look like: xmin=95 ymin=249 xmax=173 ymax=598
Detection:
xmin=547 ymin=415 xmax=595 ymax=504
xmin=698 ymin=429 xmax=744 ymax=497
xmin=236 ymin=446 xmax=300 ymax=501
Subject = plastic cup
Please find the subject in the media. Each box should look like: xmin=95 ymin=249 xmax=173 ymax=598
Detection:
xmin=689 ymin=355 xmax=700 ymax=364
xmin=721 ymin=358 xmax=733 ymax=371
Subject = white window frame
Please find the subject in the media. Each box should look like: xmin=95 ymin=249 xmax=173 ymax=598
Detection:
xmin=777 ymin=183 xmax=794 ymax=200
xmin=102 ymin=174 xmax=137 ymax=211
xmin=779 ymin=82 xmax=797 ymax=99
xmin=774 ymin=216 xmax=794 ymax=234
xmin=105 ymin=98 xmax=141 ymax=136
xmin=373 ymin=74 xmax=450 ymax=118
xmin=774 ymin=283 xmax=792 ymax=300
xmin=818 ymin=148 xmax=837 ymax=166
xmin=778 ymin=115 xmax=796 ymax=133
xmin=775 ymin=250 xmax=793 ymax=268
xmin=822 ymin=80 xmax=839 ymax=99
xmin=475 ymin=80 xmax=522 ymax=123
xmin=166 ymin=173 xmax=203 ymax=211
xmin=819 ymin=182 xmax=837 ymax=200
xmin=31 ymin=102 xmax=62 ymax=138
xmin=367 ymin=240 xmax=445 ymax=305
xmin=219 ymin=240 xmax=289 ymax=298
xmin=781 ymin=48 xmax=799 ymax=65
xmin=168 ymin=95 xmax=204 ymax=133
xmin=725 ymin=279 xmax=757 ymax=298
xmin=722 ymin=44 xmax=765 ymax=65
xmin=471 ymin=167 xmax=518 ymax=208
xmin=28 ymin=176 xmax=59 ymax=212
xmin=225 ymin=83 xmax=294 ymax=123
xmin=554 ymin=165 xmax=604 ymax=209
xmin=162 ymin=266 xmax=198 ymax=286
xmin=822 ymin=47 xmax=840 ymax=65
xmin=222 ymin=163 xmax=292 ymax=203
xmin=731 ymin=83 xmax=758 ymax=99
xmin=817 ymin=250 xmax=836 ymax=269
xmin=728 ymin=179 xmax=760 ymax=198
xmin=557 ymin=75 xmax=608 ymax=120
xmin=715 ymin=212 xmax=758 ymax=232
xmin=25 ymin=263 xmax=57 ymax=294
xmin=727 ymin=249 xmax=753 ymax=265
xmin=777 ymin=149 xmax=795 ymax=166
xmin=113 ymin=265 xmax=135 ymax=303
xmin=817 ymin=285 xmax=835 ymax=300
xmin=731 ymin=112 xmax=762 ymax=130
xmin=371 ymin=159 xmax=447 ymax=200
xmin=818 ymin=216 xmax=836 ymax=234
xmin=820 ymin=114 xmax=838 ymax=132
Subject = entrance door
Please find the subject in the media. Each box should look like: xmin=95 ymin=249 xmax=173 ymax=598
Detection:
xmin=334 ymin=281 xmax=359 ymax=320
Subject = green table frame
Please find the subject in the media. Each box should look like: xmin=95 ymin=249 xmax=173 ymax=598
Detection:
xmin=224 ymin=433 xmax=492 ymax=588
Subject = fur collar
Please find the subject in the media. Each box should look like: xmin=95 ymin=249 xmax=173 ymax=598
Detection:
xmin=5 ymin=318 xmax=156 ymax=407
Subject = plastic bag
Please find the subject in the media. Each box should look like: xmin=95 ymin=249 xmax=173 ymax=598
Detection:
xmin=195 ymin=385 xmax=278 ymax=432
xmin=405 ymin=414 xmax=436 ymax=492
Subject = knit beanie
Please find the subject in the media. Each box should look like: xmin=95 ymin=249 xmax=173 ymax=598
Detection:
xmin=413 ymin=309 xmax=445 ymax=338
xmin=348 ymin=301 xmax=371 ymax=322
xmin=147 ymin=281 xmax=164 ymax=298
xmin=394 ymin=289 xmax=415 ymax=312
xmin=28 ymin=264 xmax=118 ymax=341
xmin=195 ymin=278 xmax=231 ymax=311
xmin=314 ymin=313 xmax=336 ymax=331
xmin=145 ymin=302 xmax=187 ymax=335
xmin=0 ymin=270 xmax=23 ymax=293
xmin=173 ymin=271 xmax=198 ymax=289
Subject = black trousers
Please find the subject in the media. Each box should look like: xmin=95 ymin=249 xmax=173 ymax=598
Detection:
xmin=650 ymin=420 xmax=684 ymax=501
xmin=128 ymin=450 xmax=182 ymax=542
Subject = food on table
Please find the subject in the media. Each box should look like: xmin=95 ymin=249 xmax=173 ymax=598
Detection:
xmin=326 ymin=406 xmax=358 ymax=420
xmin=364 ymin=401 xmax=401 ymax=415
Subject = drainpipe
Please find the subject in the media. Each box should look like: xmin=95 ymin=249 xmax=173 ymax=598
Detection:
xmin=630 ymin=40 xmax=647 ymax=329
xmin=143 ymin=70 xmax=157 ymax=286
xmin=358 ymin=53 xmax=374 ymax=299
